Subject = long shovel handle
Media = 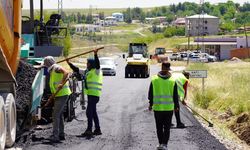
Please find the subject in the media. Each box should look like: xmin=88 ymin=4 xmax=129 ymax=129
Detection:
xmin=185 ymin=104 xmax=213 ymax=127
xmin=57 ymin=47 xmax=104 ymax=64
xmin=42 ymin=77 xmax=69 ymax=109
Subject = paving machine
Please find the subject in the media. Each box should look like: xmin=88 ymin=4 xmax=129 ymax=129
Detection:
xmin=0 ymin=0 xmax=74 ymax=149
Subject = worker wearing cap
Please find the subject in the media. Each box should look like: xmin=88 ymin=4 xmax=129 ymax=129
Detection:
xmin=172 ymin=71 xmax=190 ymax=128
xmin=67 ymin=49 xmax=103 ymax=138
xmin=43 ymin=56 xmax=71 ymax=143
xmin=148 ymin=61 xmax=179 ymax=150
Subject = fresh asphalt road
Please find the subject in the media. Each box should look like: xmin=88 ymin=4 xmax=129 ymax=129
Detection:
xmin=15 ymin=54 xmax=227 ymax=150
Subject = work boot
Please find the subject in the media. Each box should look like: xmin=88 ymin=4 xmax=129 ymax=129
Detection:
xmin=48 ymin=135 xmax=60 ymax=143
xmin=80 ymin=130 xmax=93 ymax=137
xmin=162 ymin=144 xmax=168 ymax=150
xmin=93 ymin=128 xmax=102 ymax=136
xmin=176 ymin=123 xmax=186 ymax=128
xmin=59 ymin=135 xmax=65 ymax=141
xmin=156 ymin=144 xmax=164 ymax=150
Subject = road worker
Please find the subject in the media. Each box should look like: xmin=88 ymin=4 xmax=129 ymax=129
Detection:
xmin=66 ymin=49 xmax=103 ymax=139
xmin=43 ymin=56 xmax=71 ymax=143
xmin=172 ymin=71 xmax=190 ymax=128
xmin=148 ymin=61 xmax=179 ymax=150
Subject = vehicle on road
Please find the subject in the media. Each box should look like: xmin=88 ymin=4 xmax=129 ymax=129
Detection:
xmin=169 ymin=53 xmax=180 ymax=61
xmin=153 ymin=47 xmax=168 ymax=63
xmin=200 ymin=53 xmax=217 ymax=62
xmin=189 ymin=54 xmax=208 ymax=62
xmin=124 ymin=43 xmax=150 ymax=78
xmin=100 ymin=57 xmax=117 ymax=76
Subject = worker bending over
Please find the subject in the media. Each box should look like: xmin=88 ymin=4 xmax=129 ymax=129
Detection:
xmin=148 ymin=61 xmax=179 ymax=150
xmin=172 ymin=71 xmax=190 ymax=128
xmin=43 ymin=56 xmax=71 ymax=143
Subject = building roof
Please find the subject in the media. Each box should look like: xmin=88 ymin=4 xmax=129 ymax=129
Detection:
xmin=105 ymin=16 xmax=116 ymax=20
xmin=112 ymin=13 xmax=123 ymax=16
xmin=186 ymin=14 xmax=218 ymax=19
xmin=173 ymin=18 xmax=186 ymax=24
xmin=194 ymin=37 xmax=237 ymax=42
xmin=180 ymin=41 xmax=237 ymax=46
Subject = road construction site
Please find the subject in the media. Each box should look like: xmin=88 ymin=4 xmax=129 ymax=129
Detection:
xmin=11 ymin=55 xmax=229 ymax=150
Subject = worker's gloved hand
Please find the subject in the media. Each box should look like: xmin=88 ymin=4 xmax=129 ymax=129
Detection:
xmin=174 ymin=107 xmax=179 ymax=112
xmin=66 ymin=58 xmax=70 ymax=64
xmin=93 ymin=49 xmax=99 ymax=54
xmin=57 ymin=83 xmax=64 ymax=89
xmin=148 ymin=105 xmax=152 ymax=111
xmin=182 ymin=100 xmax=187 ymax=106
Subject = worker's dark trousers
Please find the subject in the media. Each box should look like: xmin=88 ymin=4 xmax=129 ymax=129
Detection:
xmin=86 ymin=95 xmax=100 ymax=131
xmin=175 ymin=107 xmax=182 ymax=125
xmin=154 ymin=111 xmax=173 ymax=145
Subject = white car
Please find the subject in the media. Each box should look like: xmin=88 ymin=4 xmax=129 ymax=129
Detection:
xmin=200 ymin=53 xmax=217 ymax=62
xmin=99 ymin=57 xmax=117 ymax=76
xmin=189 ymin=54 xmax=208 ymax=63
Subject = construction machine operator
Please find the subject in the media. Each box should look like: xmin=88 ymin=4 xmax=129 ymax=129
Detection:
xmin=66 ymin=49 xmax=103 ymax=139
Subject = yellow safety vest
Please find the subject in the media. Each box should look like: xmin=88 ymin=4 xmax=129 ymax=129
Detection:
xmin=152 ymin=75 xmax=175 ymax=111
xmin=85 ymin=69 xmax=103 ymax=97
xmin=172 ymin=73 xmax=188 ymax=100
xmin=49 ymin=69 xmax=71 ymax=97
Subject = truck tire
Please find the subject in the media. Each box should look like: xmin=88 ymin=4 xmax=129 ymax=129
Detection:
xmin=2 ymin=93 xmax=16 ymax=148
xmin=0 ymin=96 xmax=6 ymax=150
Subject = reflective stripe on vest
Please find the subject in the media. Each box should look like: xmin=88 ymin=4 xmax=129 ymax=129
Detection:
xmin=172 ymin=73 xmax=188 ymax=99
xmin=49 ymin=69 xmax=71 ymax=97
xmin=151 ymin=75 xmax=175 ymax=111
xmin=85 ymin=69 xmax=103 ymax=97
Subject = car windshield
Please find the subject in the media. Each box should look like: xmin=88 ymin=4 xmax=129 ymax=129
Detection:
xmin=100 ymin=59 xmax=114 ymax=65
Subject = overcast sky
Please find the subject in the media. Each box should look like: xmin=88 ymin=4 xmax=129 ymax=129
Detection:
xmin=23 ymin=0 xmax=249 ymax=9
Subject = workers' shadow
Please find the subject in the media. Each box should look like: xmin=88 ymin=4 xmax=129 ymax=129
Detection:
xmin=31 ymin=135 xmax=62 ymax=145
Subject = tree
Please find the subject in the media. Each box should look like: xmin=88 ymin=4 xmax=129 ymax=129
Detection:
xmin=123 ymin=8 xmax=132 ymax=23
xmin=77 ymin=12 xmax=82 ymax=23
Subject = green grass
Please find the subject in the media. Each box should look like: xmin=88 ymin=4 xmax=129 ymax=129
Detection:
xmin=148 ymin=36 xmax=189 ymax=53
xmin=110 ymin=23 xmax=140 ymax=31
xmin=187 ymin=62 xmax=250 ymax=115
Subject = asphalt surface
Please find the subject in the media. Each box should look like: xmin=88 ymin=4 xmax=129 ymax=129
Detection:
xmin=14 ymin=54 xmax=227 ymax=150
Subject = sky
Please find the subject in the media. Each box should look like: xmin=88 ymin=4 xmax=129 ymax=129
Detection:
xmin=23 ymin=0 xmax=249 ymax=9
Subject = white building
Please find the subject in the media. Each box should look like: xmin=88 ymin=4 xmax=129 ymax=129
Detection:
xmin=237 ymin=37 xmax=250 ymax=48
xmin=112 ymin=13 xmax=124 ymax=22
xmin=73 ymin=24 xmax=101 ymax=33
xmin=104 ymin=16 xmax=117 ymax=26
xmin=185 ymin=14 xmax=220 ymax=36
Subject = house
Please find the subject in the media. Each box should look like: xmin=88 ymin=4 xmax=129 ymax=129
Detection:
xmin=145 ymin=18 xmax=156 ymax=24
xmin=73 ymin=24 xmax=101 ymax=33
xmin=112 ymin=13 xmax=124 ymax=22
xmin=180 ymin=37 xmax=237 ymax=60
xmin=173 ymin=18 xmax=185 ymax=26
xmin=105 ymin=16 xmax=117 ymax=26
xmin=185 ymin=14 xmax=220 ymax=36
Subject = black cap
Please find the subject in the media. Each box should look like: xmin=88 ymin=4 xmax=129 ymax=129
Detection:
xmin=162 ymin=61 xmax=171 ymax=70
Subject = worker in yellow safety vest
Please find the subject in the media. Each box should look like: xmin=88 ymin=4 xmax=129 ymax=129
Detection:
xmin=66 ymin=49 xmax=103 ymax=139
xmin=172 ymin=71 xmax=190 ymax=128
xmin=43 ymin=56 xmax=72 ymax=143
xmin=148 ymin=61 xmax=179 ymax=150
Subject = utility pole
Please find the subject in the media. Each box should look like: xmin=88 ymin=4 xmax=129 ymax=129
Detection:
xmin=187 ymin=21 xmax=191 ymax=65
xmin=58 ymin=0 xmax=63 ymax=15
xmin=244 ymin=23 xmax=249 ymax=57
